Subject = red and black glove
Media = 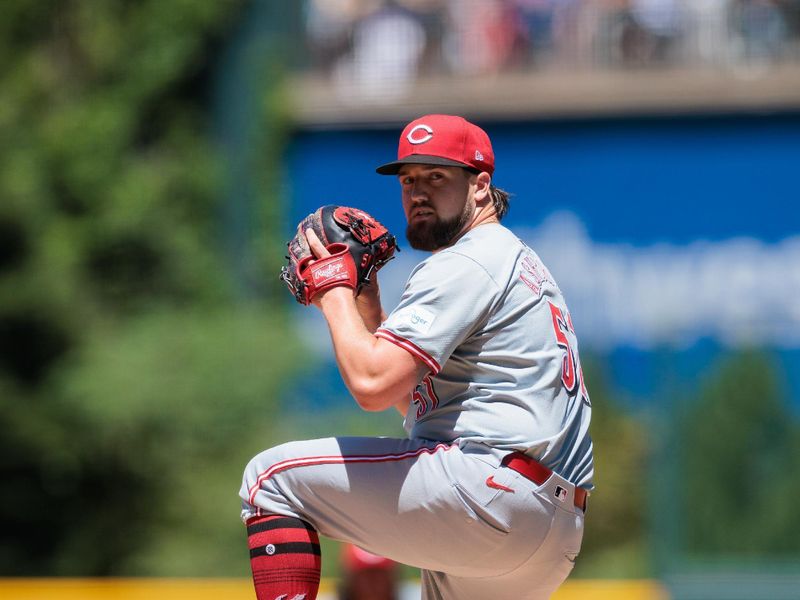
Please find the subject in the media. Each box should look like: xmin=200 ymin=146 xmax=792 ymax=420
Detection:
xmin=280 ymin=205 xmax=397 ymax=305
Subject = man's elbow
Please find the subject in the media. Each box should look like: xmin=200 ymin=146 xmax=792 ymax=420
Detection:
xmin=349 ymin=377 xmax=404 ymax=412
xmin=355 ymin=395 xmax=390 ymax=412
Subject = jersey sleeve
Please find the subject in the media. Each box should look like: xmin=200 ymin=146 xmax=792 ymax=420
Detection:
xmin=376 ymin=250 xmax=500 ymax=374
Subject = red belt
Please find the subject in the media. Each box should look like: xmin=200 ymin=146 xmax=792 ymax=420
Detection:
xmin=501 ymin=451 xmax=587 ymax=511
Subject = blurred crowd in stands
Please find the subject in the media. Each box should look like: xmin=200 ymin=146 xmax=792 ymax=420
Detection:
xmin=302 ymin=0 xmax=799 ymax=98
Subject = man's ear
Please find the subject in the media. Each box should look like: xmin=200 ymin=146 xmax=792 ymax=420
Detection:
xmin=474 ymin=171 xmax=492 ymax=204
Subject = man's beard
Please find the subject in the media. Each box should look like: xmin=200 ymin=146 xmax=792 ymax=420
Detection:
xmin=406 ymin=202 xmax=474 ymax=251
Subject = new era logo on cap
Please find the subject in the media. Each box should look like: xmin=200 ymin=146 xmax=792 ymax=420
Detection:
xmin=376 ymin=114 xmax=495 ymax=175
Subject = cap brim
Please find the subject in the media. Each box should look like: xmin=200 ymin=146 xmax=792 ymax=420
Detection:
xmin=375 ymin=154 xmax=473 ymax=175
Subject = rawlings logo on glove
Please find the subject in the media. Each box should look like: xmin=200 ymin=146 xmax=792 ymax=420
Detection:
xmin=280 ymin=206 xmax=397 ymax=305
xmin=313 ymin=260 xmax=346 ymax=282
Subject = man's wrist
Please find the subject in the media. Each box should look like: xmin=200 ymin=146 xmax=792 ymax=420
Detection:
xmin=313 ymin=284 xmax=354 ymax=309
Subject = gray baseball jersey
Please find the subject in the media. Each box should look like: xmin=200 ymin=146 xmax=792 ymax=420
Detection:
xmin=241 ymin=222 xmax=592 ymax=599
xmin=376 ymin=222 xmax=593 ymax=490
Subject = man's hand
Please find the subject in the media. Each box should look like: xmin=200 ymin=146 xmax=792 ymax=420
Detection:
xmin=304 ymin=228 xmax=330 ymax=260
xmin=305 ymin=228 xmax=385 ymax=330
xmin=279 ymin=205 xmax=397 ymax=306
xmin=304 ymin=228 xmax=349 ymax=308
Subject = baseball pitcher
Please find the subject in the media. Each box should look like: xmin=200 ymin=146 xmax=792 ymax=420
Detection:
xmin=240 ymin=114 xmax=594 ymax=600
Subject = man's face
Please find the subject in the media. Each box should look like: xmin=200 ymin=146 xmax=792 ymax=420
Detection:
xmin=398 ymin=165 xmax=477 ymax=251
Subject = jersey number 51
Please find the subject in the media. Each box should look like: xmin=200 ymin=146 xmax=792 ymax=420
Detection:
xmin=548 ymin=301 xmax=591 ymax=407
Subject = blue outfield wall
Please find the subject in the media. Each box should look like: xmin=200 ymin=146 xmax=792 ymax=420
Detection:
xmin=285 ymin=112 xmax=800 ymax=410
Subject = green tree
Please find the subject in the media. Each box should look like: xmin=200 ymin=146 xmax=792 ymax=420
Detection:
xmin=0 ymin=0 xmax=301 ymax=575
xmin=572 ymin=358 xmax=652 ymax=578
xmin=677 ymin=350 xmax=800 ymax=557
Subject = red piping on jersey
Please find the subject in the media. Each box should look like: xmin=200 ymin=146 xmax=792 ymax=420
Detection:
xmin=248 ymin=443 xmax=454 ymax=506
xmin=375 ymin=329 xmax=441 ymax=374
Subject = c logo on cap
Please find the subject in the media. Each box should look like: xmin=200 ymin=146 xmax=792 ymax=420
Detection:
xmin=407 ymin=124 xmax=433 ymax=145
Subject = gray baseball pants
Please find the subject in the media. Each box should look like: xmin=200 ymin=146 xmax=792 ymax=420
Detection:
xmin=241 ymin=436 xmax=584 ymax=600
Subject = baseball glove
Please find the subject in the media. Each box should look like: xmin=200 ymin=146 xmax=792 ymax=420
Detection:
xmin=280 ymin=205 xmax=397 ymax=305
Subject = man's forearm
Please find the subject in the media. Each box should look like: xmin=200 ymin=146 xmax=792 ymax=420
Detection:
xmin=316 ymin=287 xmax=416 ymax=411
xmin=354 ymin=285 xmax=387 ymax=333
xmin=318 ymin=288 xmax=392 ymax=408
xmin=355 ymin=303 xmax=386 ymax=333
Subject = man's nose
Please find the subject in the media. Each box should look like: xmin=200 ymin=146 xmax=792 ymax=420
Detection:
xmin=409 ymin=181 xmax=428 ymax=202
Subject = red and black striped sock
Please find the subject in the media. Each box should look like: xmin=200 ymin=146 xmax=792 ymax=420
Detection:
xmin=246 ymin=514 xmax=321 ymax=600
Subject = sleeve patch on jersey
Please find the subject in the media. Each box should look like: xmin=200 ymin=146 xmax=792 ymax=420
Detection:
xmin=395 ymin=305 xmax=436 ymax=334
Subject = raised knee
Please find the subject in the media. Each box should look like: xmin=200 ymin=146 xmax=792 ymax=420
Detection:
xmin=242 ymin=446 xmax=279 ymax=492
xmin=240 ymin=441 xmax=302 ymax=501
xmin=240 ymin=442 xmax=308 ymax=521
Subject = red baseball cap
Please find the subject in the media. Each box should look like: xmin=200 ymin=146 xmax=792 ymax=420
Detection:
xmin=376 ymin=114 xmax=494 ymax=176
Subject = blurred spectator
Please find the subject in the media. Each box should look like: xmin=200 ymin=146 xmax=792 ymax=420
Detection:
xmin=515 ymin=0 xmax=559 ymax=66
xmin=588 ymin=0 xmax=634 ymax=67
xmin=626 ymin=0 xmax=684 ymax=66
xmin=332 ymin=0 xmax=426 ymax=102
xmin=302 ymin=0 xmax=800 ymax=79
xmin=548 ymin=0 xmax=590 ymax=67
xmin=337 ymin=543 xmax=399 ymax=600
xmin=397 ymin=0 xmax=449 ymax=75
xmin=305 ymin=0 xmax=375 ymax=72
xmin=681 ymin=0 xmax=733 ymax=67
xmin=444 ymin=0 xmax=529 ymax=74
xmin=731 ymin=0 xmax=789 ymax=64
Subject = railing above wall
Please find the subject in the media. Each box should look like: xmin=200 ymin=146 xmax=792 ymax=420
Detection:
xmin=289 ymin=64 xmax=800 ymax=126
